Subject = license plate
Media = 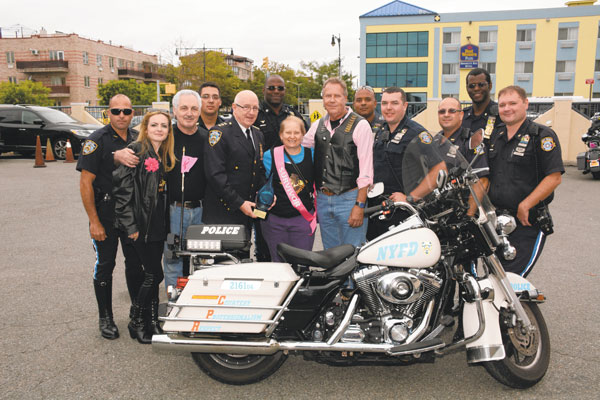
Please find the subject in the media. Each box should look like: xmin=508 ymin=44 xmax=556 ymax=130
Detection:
xmin=590 ymin=160 xmax=599 ymax=167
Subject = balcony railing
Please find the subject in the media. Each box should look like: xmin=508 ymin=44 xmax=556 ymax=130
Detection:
xmin=48 ymin=85 xmax=70 ymax=97
xmin=117 ymin=68 xmax=146 ymax=79
xmin=144 ymin=72 xmax=165 ymax=80
xmin=16 ymin=60 xmax=69 ymax=72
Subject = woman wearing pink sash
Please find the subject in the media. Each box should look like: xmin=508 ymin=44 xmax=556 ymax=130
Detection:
xmin=261 ymin=116 xmax=316 ymax=262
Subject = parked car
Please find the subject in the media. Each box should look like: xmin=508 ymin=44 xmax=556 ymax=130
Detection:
xmin=0 ymin=105 xmax=100 ymax=159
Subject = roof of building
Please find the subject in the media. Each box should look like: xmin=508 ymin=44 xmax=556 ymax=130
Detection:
xmin=360 ymin=1 xmax=436 ymax=18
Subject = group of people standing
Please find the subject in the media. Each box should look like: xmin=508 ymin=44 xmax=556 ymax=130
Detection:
xmin=77 ymin=67 xmax=563 ymax=343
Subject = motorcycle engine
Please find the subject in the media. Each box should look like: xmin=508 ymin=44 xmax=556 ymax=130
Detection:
xmin=348 ymin=266 xmax=443 ymax=344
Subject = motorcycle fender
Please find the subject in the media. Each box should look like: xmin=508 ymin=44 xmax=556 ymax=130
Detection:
xmin=463 ymin=277 xmax=506 ymax=363
xmin=506 ymin=273 xmax=542 ymax=302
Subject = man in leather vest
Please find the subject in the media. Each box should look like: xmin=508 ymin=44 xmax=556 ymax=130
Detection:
xmin=302 ymin=77 xmax=373 ymax=249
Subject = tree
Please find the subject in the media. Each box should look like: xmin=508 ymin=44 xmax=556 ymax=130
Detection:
xmin=0 ymin=81 xmax=52 ymax=106
xmin=300 ymin=60 xmax=355 ymax=100
xmin=241 ymin=61 xmax=300 ymax=105
xmin=97 ymin=79 xmax=156 ymax=105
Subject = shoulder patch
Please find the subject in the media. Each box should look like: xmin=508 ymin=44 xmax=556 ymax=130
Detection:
xmin=419 ymin=131 xmax=432 ymax=144
xmin=541 ymin=137 xmax=556 ymax=152
xmin=208 ymin=130 xmax=222 ymax=147
xmin=82 ymin=140 xmax=98 ymax=155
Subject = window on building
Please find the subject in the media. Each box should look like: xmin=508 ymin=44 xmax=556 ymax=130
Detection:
xmin=98 ymin=77 xmax=103 ymax=85
xmin=481 ymin=62 xmax=496 ymax=74
xmin=556 ymin=60 xmax=576 ymax=73
xmin=50 ymin=76 xmax=66 ymax=86
xmin=479 ymin=30 xmax=497 ymax=43
xmin=366 ymin=62 xmax=428 ymax=88
xmin=515 ymin=61 xmax=534 ymax=73
xmin=442 ymin=63 xmax=458 ymax=75
xmin=49 ymin=50 xmax=64 ymax=60
xmin=558 ymin=27 xmax=578 ymax=41
xmin=97 ymin=55 xmax=102 ymax=66
xmin=8 ymin=76 xmax=17 ymax=84
xmin=83 ymin=51 xmax=89 ymax=65
xmin=554 ymin=92 xmax=574 ymax=96
xmin=366 ymin=32 xmax=428 ymax=58
xmin=109 ymin=57 xmax=114 ymax=68
xmin=516 ymin=29 xmax=535 ymax=42
xmin=443 ymin=31 xmax=460 ymax=44
xmin=84 ymin=76 xmax=90 ymax=87
xmin=118 ymin=59 xmax=125 ymax=68
xmin=6 ymin=51 xmax=15 ymax=65
xmin=595 ymin=60 xmax=600 ymax=72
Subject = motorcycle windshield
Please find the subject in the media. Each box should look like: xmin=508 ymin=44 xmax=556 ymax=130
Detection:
xmin=401 ymin=133 xmax=494 ymax=217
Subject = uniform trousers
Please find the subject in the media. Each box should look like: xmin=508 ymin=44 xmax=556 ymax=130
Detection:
xmin=497 ymin=224 xmax=546 ymax=277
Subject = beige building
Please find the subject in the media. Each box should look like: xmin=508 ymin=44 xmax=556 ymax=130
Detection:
xmin=0 ymin=31 xmax=163 ymax=105
xmin=225 ymin=54 xmax=253 ymax=81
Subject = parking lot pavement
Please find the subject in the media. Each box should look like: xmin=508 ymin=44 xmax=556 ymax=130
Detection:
xmin=0 ymin=157 xmax=598 ymax=399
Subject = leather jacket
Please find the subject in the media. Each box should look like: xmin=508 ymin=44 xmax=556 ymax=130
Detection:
xmin=113 ymin=142 xmax=165 ymax=241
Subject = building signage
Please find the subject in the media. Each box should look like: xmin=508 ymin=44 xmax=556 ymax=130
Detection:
xmin=460 ymin=44 xmax=479 ymax=69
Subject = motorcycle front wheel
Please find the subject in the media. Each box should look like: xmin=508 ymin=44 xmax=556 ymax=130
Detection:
xmin=483 ymin=302 xmax=550 ymax=389
xmin=192 ymin=352 xmax=287 ymax=385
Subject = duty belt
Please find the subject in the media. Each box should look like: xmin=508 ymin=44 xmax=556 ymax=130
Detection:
xmin=173 ymin=200 xmax=202 ymax=209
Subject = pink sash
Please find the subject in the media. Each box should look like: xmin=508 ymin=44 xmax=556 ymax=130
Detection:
xmin=273 ymin=146 xmax=317 ymax=234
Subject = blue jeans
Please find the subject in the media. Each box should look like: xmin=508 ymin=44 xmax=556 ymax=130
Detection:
xmin=163 ymin=204 xmax=203 ymax=290
xmin=317 ymin=190 xmax=367 ymax=249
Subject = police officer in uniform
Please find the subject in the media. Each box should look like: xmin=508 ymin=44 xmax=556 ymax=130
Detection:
xmin=256 ymin=74 xmax=308 ymax=150
xmin=488 ymin=86 xmax=563 ymax=276
xmin=77 ymin=94 xmax=143 ymax=339
xmin=198 ymin=82 xmax=226 ymax=132
xmin=461 ymin=68 xmax=501 ymax=142
xmin=203 ymin=90 xmax=265 ymax=253
xmin=353 ymin=85 xmax=384 ymax=130
xmin=368 ymin=87 xmax=442 ymax=240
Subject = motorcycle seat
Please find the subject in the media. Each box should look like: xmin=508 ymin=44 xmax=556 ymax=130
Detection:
xmin=277 ymin=243 xmax=356 ymax=270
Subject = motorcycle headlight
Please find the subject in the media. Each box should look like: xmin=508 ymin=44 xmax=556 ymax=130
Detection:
xmin=496 ymin=214 xmax=517 ymax=235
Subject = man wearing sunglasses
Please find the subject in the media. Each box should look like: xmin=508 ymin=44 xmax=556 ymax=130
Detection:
xmin=77 ymin=94 xmax=143 ymax=340
xmin=203 ymin=90 xmax=266 ymax=255
xmin=461 ymin=68 xmax=501 ymax=141
xmin=353 ymin=86 xmax=384 ymax=130
xmin=256 ymin=75 xmax=307 ymax=150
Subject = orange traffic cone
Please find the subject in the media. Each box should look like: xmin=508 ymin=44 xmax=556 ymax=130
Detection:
xmin=34 ymin=135 xmax=46 ymax=168
xmin=45 ymin=138 xmax=56 ymax=162
xmin=64 ymin=139 xmax=75 ymax=163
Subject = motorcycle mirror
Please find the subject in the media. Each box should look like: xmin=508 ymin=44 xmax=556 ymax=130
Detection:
xmin=368 ymin=182 xmax=384 ymax=198
xmin=436 ymin=169 xmax=448 ymax=189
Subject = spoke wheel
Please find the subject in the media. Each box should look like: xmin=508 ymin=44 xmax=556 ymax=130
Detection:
xmin=483 ymin=302 xmax=550 ymax=389
xmin=192 ymin=352 xmax=287 ymax=385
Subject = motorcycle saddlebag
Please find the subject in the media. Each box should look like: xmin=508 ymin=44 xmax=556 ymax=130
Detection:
xmin=577 ymin=152 xmax=586 ymax=171
xmin=185 ymin=224 xmax=249 ymax=252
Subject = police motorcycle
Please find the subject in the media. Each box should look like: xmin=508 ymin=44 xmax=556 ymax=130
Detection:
xmin=577 ymin=112 xmax=600 ymax=179
xmin=153 ymin=139 xmax=550 ymax=388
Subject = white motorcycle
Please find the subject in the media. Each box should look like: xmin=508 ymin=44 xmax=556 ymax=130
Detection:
xmin=154 ymin=139 xmax=550 ymax=388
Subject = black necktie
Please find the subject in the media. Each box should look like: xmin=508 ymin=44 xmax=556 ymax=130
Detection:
xmin=245 ymin=128 xmax=255 ymax=155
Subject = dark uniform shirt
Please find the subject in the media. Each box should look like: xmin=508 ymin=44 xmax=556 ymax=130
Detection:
xmin=434 ymin=126 xmax=489 ymax=176
xmin=198 ymin=115 xmax=226 ymax=132
xmin=256 ymin=101 xmax=308 ymax=150
xmin=167 ymin=124 xmax=206 ymax=204
xmin=369 ymin=111 xmax=385 ymax=131
xmin=203 ymin=118 xmax=266 ymax=226
xmin=487 ymin=119 xmax=564 ymax=212
xmin=373 ymin=116 xmax=436 ymax=194
xmin=462 ymin=100 xmax=500 ymax=140
xmin=76 ymin=124 xmax=137 ymax=198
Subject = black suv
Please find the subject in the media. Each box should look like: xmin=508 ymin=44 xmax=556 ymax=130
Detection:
xmin=0 ymin=105 xmax=100 ymax=159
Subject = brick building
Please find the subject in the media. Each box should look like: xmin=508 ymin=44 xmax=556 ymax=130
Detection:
xmin=225 ymin=54 xmax=254 ymax=81
xmin=0 ymin=31 xmax=163 ymax=105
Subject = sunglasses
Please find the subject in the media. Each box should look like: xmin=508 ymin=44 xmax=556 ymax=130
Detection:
xmin=267 ymin=86 xmax=285 ymax=91
xmin=110 ymin=108 xmax=133 ymax=116
xmin=438 ymin=108 xmax=461 ymax=115
xmin=467 ymin=82 xmax=488 ymax=89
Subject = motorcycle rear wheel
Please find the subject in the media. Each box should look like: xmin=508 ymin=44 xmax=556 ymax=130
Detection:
xmin=192 ymin=352 xmax=287 ymax=385
xmin=483 ymin=302 xmax=550 ymax=389
xmin=591 ymin=171 xmax=600 ymax=180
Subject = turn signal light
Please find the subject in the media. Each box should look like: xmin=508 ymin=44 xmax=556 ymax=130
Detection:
xmin=176 ymin=277 xmax=189 ymax=289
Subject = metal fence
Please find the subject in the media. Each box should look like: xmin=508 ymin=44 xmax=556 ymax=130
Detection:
xmin=50 ymin=106 xmax=72 ymax=115
xmin=407 ymin=102 xmax=427 ymax=118
xmin=572 ymin=102 xmax=600 ymax=118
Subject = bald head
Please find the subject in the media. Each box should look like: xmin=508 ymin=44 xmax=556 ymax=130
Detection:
xmin=233 ymin=90 xmax=260 ymax=129
xmin=109 ymin=94 xmax=132 ymax=108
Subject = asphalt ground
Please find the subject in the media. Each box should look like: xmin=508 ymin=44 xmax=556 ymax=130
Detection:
xmin=0 ymin=155 xmax=598 ymax=399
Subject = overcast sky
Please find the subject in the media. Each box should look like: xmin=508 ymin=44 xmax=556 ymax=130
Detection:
xmin=1 ymin=0 xmax=579 ymax=83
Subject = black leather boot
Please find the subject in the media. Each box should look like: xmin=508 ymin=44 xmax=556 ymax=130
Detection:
xmin=146 ymin=299 xmax=164 ymax=335
xmin=128 ymin=303 xmax=152 ymax=344
xmin=93 ymin=280 xmax=119 ymax=340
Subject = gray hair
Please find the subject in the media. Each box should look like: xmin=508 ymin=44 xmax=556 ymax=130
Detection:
xmin=321 ymin=77 xmax=348 ymax=98
xmin=172 ymin=89 xmax=201 ymax=109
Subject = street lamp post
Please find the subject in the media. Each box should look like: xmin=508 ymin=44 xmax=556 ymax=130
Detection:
xmin=287 ymin=81 xmax=301 ymax=112
xmin=331 ymin=34 xmax=341 ymax=78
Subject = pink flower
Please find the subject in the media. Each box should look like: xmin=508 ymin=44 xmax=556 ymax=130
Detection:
xmin=144 ymin=157 xmax=159 ymax=172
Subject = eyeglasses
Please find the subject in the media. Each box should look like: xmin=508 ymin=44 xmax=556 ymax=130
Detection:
xmin=110 ymin=108 xmax=133 ymax=116
xmin=235 ymin=103 xmax=259 ymax=112
xmin=200 ymin=94 xmax=220 ymax=100
xmin=467 ymin=82 xmax=489 ymax=89
xmin=266 ymin=86 xmax=285 ymax=91
xmin=438 ymin=108 xmax=461 ymax=115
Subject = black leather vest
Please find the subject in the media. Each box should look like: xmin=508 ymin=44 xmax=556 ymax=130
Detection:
xmin=314 ymin=112 xmax=363 ymax=194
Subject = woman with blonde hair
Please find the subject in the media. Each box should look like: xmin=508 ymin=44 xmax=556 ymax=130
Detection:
xmin=113 ymin=110 xmax=176 ymax=343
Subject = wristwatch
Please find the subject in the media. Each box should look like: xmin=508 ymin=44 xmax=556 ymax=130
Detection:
xmin=406 ymin=195 xmax=414 ymax=204
xmin=355 ymin=201 xmax=366 ymax=209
